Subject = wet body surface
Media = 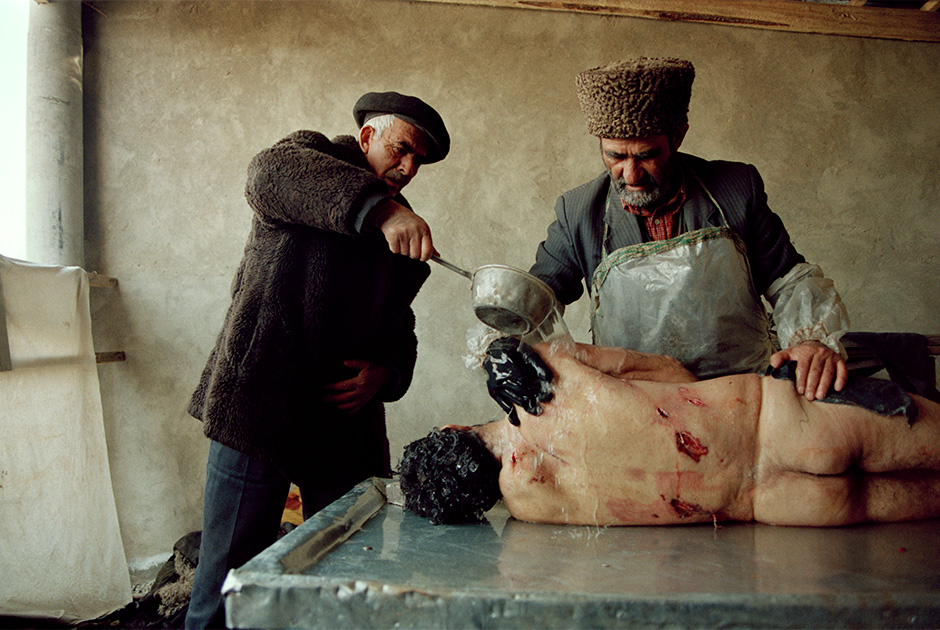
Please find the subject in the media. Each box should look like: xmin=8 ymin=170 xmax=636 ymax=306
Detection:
xmin=483 ymin=341 xmax=761 ymax=526
xmin=478 ymin=339 xmax=940 ymax=527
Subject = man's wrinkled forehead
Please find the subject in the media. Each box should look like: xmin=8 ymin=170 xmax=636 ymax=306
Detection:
xmin=386 ymin=117 xmax=430 ymax=160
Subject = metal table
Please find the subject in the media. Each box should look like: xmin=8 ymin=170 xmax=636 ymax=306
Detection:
xmin=223 ymin=478 xmax=940 ymax=629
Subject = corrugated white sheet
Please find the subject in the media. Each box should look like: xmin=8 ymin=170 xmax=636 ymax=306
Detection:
xmin=0 ymin=254 xmax=132 ymax=623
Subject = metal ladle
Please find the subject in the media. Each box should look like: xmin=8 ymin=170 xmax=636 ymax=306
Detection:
xmin=431 ymin=255 xmax=557 ymax=336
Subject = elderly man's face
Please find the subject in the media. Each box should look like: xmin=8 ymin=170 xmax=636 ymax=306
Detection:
xmin=360 ymin=117 xmax=430 ymax=196
xmin=601 ymin=128 xmax=686 ymax=208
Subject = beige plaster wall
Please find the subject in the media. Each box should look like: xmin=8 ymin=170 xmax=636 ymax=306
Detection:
xmin=81 ymin=0 xmax=940 ymax=562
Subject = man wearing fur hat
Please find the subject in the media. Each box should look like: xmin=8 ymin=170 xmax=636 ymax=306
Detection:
xmin=529 ymin=57 xmax=849 ymax=401
xmin=185 ymin=91 xmax=449 ymax=629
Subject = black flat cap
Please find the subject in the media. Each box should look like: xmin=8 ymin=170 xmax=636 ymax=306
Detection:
xmin=353 ymin=91 xmax=450 ymax=164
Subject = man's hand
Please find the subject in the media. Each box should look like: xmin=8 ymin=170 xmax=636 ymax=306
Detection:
xmin=769 ymin=340 xmax=847 ymax=401
xmin=323 ymin=360 xmax=391 ymax=414
xmin=483 ymin=338 xmax=554 ymax=426
xmin=367 ymin=198 xmax=435 ymax=261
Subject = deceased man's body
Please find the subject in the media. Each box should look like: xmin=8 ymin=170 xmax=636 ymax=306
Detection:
xmin=400 ymin=340 xmax=940 ymax=527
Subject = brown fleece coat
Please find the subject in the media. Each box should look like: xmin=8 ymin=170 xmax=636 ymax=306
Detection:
xmin=189 ymin=130 xmax=430 ymax=489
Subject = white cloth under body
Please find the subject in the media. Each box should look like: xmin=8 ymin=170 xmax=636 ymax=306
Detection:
xmin=0 ymin=254 xmax=131 ymax=623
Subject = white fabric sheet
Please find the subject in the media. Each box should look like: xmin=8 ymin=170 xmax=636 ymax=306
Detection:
xmin=0 ymin=254 xmax=132 ymax=623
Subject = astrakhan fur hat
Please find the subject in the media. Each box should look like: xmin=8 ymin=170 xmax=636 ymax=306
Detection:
xmin=575 ymin=57 xmax=695 ymax=139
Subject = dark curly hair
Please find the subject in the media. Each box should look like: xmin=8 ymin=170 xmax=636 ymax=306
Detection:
xmin=397 ymin=428 xmax=502 ymax=525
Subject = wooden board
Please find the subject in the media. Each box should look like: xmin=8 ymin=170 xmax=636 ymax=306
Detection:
xmin=411 ymin=0 xmax=940 ymax=42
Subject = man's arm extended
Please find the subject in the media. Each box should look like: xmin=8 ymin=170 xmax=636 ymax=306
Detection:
xmin=569 ymin=342 xmax=698 ymax=383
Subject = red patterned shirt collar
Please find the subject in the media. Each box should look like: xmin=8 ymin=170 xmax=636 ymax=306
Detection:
xmin=620 ymin=175 xmax=687 ymax=241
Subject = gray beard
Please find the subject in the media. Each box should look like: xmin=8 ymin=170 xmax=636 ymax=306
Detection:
xmin=614 ymin=183 xmax=663 ymax=209
xmin=611 ymin=161 xmax=678 ymax=209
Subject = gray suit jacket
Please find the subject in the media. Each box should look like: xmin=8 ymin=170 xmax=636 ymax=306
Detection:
xmin=529 ymin=153 xmax=805 ymax=305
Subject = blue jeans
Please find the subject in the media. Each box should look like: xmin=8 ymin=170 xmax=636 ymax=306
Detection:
xmin=184 ymin=441 xmax=349 ymax=629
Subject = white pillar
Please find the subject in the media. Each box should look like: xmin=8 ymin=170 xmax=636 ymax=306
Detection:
xmin=25 ymin=0 xmax=83 ymax=268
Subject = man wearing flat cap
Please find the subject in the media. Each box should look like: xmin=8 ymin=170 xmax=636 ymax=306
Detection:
xmin=530 ymin=57 xmax=849 ymax=400
xmin=185 ymin=91 xmax=449 ymax=629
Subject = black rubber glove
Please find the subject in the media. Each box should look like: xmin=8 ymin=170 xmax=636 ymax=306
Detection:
xmin=483 ymin=338 xmax=554 ymax=426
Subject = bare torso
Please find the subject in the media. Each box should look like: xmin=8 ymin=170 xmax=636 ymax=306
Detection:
xmin=479 ymin=340 xmax=940 ymax=527
xmin=484 ymin=344 xmax=762 ymax=526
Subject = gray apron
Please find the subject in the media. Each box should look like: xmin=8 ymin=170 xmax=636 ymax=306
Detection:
xmin=590 ymin=175 xmax=774 ymax=377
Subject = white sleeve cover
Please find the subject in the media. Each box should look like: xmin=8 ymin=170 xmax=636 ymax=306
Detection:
xmin=766 ymin=262 xmax=850 ymax=357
